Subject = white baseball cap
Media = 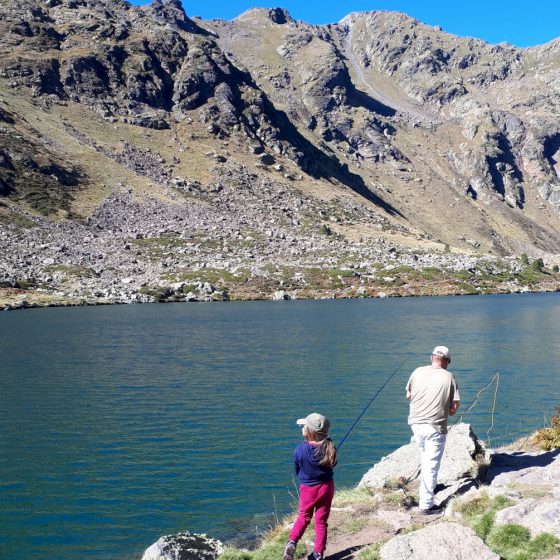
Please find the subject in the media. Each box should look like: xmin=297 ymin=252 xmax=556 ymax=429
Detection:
xmin=432 ymin=345 xmax=451 ymax=359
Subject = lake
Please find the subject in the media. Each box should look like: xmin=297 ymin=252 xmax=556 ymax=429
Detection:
xmin=1 ymin=294 xmax=559 ymax=560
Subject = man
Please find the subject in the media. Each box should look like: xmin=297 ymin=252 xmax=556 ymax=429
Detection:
xmin=406 ymin=345 xmax=460 ymax=515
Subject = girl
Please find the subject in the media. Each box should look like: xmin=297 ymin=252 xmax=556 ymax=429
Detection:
xmin=283 ymin=413 xmax=337 ymax=560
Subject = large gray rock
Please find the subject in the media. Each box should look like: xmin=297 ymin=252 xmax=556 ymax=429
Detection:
xmin=359 ymin=423 xmax=484 ymax=489
xmin=141 ymin=531 xmax=223 ymax=560
xmin=487 ymin=449 xmax=560 ymax=488
xmin=494 ymin=498 xmax=560 ymax=538
xmin=379 ymin=522 xmax=499 ymax=560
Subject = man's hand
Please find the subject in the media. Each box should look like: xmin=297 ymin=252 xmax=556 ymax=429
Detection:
xmin=449 ymin=400 xmax=460 ymax=416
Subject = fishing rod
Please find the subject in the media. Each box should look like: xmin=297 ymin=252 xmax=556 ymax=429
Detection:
xmin=337 ymin=357 xmax=410 ymax=451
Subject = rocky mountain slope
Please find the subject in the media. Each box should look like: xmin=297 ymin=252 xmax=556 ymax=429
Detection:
xmin=2 ymin=0 xmax=560 ymax=306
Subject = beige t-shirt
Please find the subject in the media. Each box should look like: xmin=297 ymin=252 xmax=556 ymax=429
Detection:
xmin=406 ymin=365 xmax=460 ymax=434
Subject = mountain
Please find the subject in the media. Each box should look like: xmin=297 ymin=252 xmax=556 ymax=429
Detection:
xmin=1 ymin=0 xmax=560 ymax=307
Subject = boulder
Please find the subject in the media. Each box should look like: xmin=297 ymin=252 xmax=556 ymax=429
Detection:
xmin=273 ymin=290 xmax=290 ymax=300
xmin=487 ymin=449 xmax=560 ymax=488
xmin=379 ymin=522 xmax=499 ymax=560
xmin=359 ymin=423 xmax=484 ymax=489
xmin=141 ymin=531 xmax=223 ymax=560
xmin=494 ymin=498 xmax=560 ymax=538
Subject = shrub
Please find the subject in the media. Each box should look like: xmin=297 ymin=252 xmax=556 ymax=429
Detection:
xmin=520 ymin=253 xmax=529 ymax=265
xmin=553 ymin=265 xmax=559 ymax=273
xmin=533 ymin=408 xmax=560 ymax=450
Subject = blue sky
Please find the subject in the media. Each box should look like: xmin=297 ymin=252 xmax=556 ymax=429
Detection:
xmin=130 ymin=0 xmax=560 ymax=48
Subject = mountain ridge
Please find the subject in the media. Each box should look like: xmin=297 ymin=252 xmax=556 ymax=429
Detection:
xmin=2 ymin=0 xmax=560 ymax=307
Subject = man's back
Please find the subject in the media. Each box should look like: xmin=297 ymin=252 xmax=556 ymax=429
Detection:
xmin=406 ymin=365 xmax=459 ymax=434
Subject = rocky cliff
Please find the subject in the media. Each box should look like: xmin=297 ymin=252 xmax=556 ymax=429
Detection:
xmin=2 ymin=0 xmax=560 ymax=306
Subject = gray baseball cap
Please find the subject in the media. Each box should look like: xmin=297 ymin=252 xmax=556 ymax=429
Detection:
xmin=296 ymin=413 xmax=330 ymax=436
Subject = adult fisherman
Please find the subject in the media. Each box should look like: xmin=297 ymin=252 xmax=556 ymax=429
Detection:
xmin=406 ymin=345 xmax=460 ymax=515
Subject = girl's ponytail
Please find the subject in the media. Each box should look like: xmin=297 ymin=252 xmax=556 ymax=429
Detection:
xmin=317 ymin=437 xmax=337 ymax=468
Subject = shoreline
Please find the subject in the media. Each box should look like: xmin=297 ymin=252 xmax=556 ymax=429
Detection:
xmin=149 ymin=425 xmax=560 ymax=560
xmin=2 ymin=281 xmax=560 ymax=311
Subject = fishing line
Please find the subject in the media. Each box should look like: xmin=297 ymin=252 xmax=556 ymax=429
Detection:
xmin=336 ymin=357 xmax=409 ymax=452
xmin=452 ymin=371 xmax=500 ymax=428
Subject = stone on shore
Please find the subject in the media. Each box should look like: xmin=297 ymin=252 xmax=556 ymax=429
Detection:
xmin=379 ymin=522 xmax=499 ymax=560
xmin=272 ymin=290 xmax=290 ymax=300
xmin=358 ymin=423 xmax=485 ymax=489
xmin=141 ymin=531 xmax=223 ymax=560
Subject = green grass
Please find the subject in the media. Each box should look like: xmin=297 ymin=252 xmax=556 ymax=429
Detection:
xmin=355 ymin=543 xmax=381 ymax=560
xmin=486 ymin=524 xmax=558 ymax=560
xmin=344 ymin=518 xmax=368 ymax=534
xmin=252 ymin=530 xmax=294 ymax=560
xmin=456 ymin=492 xmax=559 ymax=559
xmin=333 ymin=486 xmax=376 ymax=506
xmin=517 ymin=267 xmax=547 ymax=285
xmin=455 ymin=492 xmax=515 ymax=539
xmin=219 ymin=547 xmax=253 ymax=560
xmin=418 ymin=267 xmax=444 ymax=280
xmin=162 ymin=268 xmax=251 ymax=287
xmin=218 ymin=528 xmax=308 ymax=560
xmin=456 ymin=281 xmax=478 ymax=294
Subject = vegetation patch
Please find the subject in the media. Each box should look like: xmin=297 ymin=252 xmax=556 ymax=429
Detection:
xmin=332 ymin=486 xmax=376 ymax=507
xmin=45 ymin=264 xmax=97 ymax=278
xmin=139 ymin=286 xmax=174 ymax=302
xmin=355 ymin=543 xmax=381 ymax=560
xmin=532 ymin=408 xmax=560 ymax=450
xmin=218 ymin=528 xmax=307 ymax=560
xmin=165 ymin=268 xmax=251 ymax=287
xmin=0 ymin=205 xmax=37 ymax=229
xmin=455 ymin=492 xmax=515 ymax=539
xmin=455 ymin=492 xmax=558 ymax=559
xmin=486 ymin=524 xmax=558 ymax=560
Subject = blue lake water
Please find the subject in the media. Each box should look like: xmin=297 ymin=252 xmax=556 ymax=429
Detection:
xmin=1 ymin=294 xmax=560 ymax=560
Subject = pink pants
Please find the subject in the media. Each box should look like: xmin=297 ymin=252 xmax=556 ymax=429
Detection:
xmin=290 ymin=481 xmax=335 ymax=554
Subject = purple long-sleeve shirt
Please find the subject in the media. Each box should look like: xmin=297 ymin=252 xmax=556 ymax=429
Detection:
xmin=293 ymin=442 xmax=334 ymax=486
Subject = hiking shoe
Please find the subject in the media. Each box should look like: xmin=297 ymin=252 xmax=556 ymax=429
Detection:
xmin=283 ymin=541 xmax=296 ymax=560
xmin=418 ymin=504 xmax=444 ymax=515
xmin=307 ymin=552 xmax=323 ymax=560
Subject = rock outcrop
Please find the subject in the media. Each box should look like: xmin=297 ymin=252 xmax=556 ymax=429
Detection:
xmin=142 ymin=531 xmax=223 ymax=560
xmin=359 ymin=423 xmax=485 ymax=489
xmin=379 ymin=522 xmax=499 ymax=560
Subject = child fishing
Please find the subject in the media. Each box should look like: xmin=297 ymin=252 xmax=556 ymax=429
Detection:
xmin=283 ymin=413 xmax=337 ymax=560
